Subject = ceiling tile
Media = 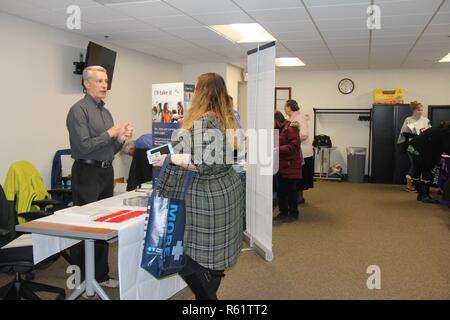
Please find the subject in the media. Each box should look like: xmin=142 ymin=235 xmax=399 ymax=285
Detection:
xmin=105 ymin=1 xmax=180 ymax=18
xmin=272 ymin=31 xmax=322 ymax=42
xmin=282 ymin=39 xmax=326 ymax=50
xmin=234 ymin=0 xmax=306 ymax=11
xmin=439 ymin=0 xmax=450 ymax=12
xmin=260 ymin=20 xmax=316 ymax=33
xmin=247 ymin=7 xmax=309 ymax=22
xmin=321 ymin=28 xmax=370 ymax=38
xmin=53 ymin=4 xmax=131 ymax=22
xmin=316 ymin=18 xmax=367 ymax=30
xmin=371 ymin=34 xmax=417 ymax=45
xmin=330 ymin=45 xmax=369 ymax=56
xmin=0 ymin=0 xmax=70 ymax=28
xmin=192 ymin=11 xmax=253 ymax=25
xmin=308 ymin=3 xmax=369 ymax=20
xmin=371 ymin=25 xmax=423 ymax=38
xmin=80 ymin=19 xmax=153 ymax=33
xmin=380 ymin=14 xmax=431 ymax=29
xmin=424 ymin=23 xmax=450 ymax=35
xmin=85 ymin=28 xmax=170 ymax=41
xmin=163 ymin=0 xmax=240 ymax=14
xmin=23 ymin=0 xmax=99 ymax=10
xmin=377 ymin=0 xmax=442 ymax=16
xmin=431 ymin=11 xmax=450 ymax=24
xmin=303 ymin=0 xmax=370 ymax=6
xmin=140 ymin=14 xmax=202 ymax=29
xmin=169 ymin=26 xmax=233 ymax=44
xmin=326 ymin=37 xmax=368 ymax=46
xmin=414 ymin=38 xmax=450 ymax=50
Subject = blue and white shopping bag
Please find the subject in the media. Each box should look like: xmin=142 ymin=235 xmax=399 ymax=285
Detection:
xmin=141 ymin=154 xmax=193 ymax=279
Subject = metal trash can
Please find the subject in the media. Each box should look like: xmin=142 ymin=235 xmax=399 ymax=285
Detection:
xmin=347 ymin=147 xmax=366 ymax=183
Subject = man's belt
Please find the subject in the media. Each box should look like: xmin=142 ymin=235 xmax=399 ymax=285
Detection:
xmin=76 ymin=159 xmax=112 ymax=168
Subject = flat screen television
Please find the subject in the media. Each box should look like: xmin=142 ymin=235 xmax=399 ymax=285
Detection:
xmin=84 ymin=42 xmax=117 ymax=90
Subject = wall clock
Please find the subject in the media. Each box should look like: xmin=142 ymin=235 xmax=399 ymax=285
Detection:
xmin=338 ymin=78 xmax=355 ymax=94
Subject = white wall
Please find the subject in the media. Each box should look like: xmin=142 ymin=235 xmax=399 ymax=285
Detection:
xmin=182 ymin=62 xmax=243 ymax=104
xmin=226 ymin=64 xmax=243 ymax=106
xmin=276 ymin=68 xmax=450 ymax=173
xmin=0 ymin=12 xmax=182 ymax=186
xmin=182 ymin=63 xmax=227 ymax=86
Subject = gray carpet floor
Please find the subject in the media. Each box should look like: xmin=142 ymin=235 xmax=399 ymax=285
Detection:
xmin=1 ymin=181 xmax=449 ymax=300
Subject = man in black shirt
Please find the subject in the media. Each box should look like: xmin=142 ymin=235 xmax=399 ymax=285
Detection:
xmin=66 ymin=66 xmax=132 ymax=290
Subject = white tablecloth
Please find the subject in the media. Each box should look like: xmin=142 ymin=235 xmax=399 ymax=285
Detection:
xmin=31 ymin=190 xmax=187 ymax=300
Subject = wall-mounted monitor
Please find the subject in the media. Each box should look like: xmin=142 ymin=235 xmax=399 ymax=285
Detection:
xmin=84 ymin=42 xmax=117 ymax=90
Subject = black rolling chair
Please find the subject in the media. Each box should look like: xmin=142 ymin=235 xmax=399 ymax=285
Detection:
xmin=0 ymin=184 xmax=66 ymax=300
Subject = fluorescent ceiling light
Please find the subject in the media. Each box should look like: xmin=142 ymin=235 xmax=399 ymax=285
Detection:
xmin=438 ymin=53 xmax=450 ymax=62
xmin=275 ymin=57 xmax=305 ymax=67
xmin=208 ymin=23 xmax=276 ymax=43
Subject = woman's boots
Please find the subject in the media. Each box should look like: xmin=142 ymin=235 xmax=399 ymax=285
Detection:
xmin=405 ymin=175 xmax=416 ymax=192
xmin=415 ymin=180 xmax=440 ymax=204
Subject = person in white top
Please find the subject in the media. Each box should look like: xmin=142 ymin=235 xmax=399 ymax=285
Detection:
xmin=284 ymin=100 xmax=314 ymax=204
xmin=397 ymin=101 xmax=431 ymax=192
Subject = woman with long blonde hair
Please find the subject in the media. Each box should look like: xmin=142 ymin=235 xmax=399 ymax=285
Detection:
xmin=151 ymin=73 xmax=244 ymax=300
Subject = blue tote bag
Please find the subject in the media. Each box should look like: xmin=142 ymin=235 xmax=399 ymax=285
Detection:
xmin=141 ymin=154 xmax=193 ymax=279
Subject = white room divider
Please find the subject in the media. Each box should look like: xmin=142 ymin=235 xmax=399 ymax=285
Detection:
xmin=244 ymin=42 xmax=276 ymax=261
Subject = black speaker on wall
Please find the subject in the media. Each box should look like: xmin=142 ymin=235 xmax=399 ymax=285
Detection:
xmin=371 ymin=104 xmax=411 ymax=184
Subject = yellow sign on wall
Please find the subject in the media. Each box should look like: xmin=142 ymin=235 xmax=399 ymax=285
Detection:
xmin=373 ymin=88 xmax=405 ymax=104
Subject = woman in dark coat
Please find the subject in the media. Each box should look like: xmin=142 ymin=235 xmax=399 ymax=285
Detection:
xmin=273 ymin=111 xmax=302 ymax=223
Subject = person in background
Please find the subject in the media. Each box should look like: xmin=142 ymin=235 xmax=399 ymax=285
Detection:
xmin=397 ymin=101 xmax=431 ymax=192
xmin=227 ymin=95 xmax=245 ymax=163
xmin=284 ymin=100 xmax=314 ymax=204
xmin=162 ymin=103 xmax=172 ymax=123
xmin=408 ymin=121 xmax=450 ymax=204
xmin=152 ymin=106 xmax=159 ymax=122
xmin=228 ymin=96 xmax=242 ymax=129
xmin=177 ymin=101 xmax=184 ymax=116
xmin=151 ymin=73 xmax=244 ymax=300
xmin=121 ymin=140 xmax=135 ymax=156
xmin=273 ymin=111 xmax=302 ymax=223
xmin=66 ymin=65 xmax=133 ymax=290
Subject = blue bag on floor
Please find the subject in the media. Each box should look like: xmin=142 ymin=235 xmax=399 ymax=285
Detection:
xmin=141 ymin=155 xmax=193 ymax=279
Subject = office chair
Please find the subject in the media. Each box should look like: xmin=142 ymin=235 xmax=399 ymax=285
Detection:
xmin=0 ymin=184 xmax=66 ymax=300
xmin=3 ymin=160 xmax=69 ymax=224
xmin=51 ymin=149 xmax=73 ymax=208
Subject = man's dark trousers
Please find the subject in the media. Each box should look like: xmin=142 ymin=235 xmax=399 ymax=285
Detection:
xmin=69 ymin=161 xmax=114 ymax=283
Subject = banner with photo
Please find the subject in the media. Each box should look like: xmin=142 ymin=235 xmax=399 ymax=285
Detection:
xmin=151 ymin=82 xmax=194 ymax=147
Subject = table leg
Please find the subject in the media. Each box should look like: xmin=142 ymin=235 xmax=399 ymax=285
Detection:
xmin=326 ymin=149 xmax=331 ymax=178
xmin=67 ymin=281 xmax=85 ymax=300
xmin=85 ymin=239 xmax=110 ymax=300
xmin=320 ymin=149 xmax=324 ymax=178
xmin=67 ymin=239 xmax=111 ymax=300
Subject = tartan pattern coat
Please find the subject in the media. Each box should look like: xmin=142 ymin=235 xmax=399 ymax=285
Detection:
xmin=157 ymin=114 xmax=244 ymax=271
